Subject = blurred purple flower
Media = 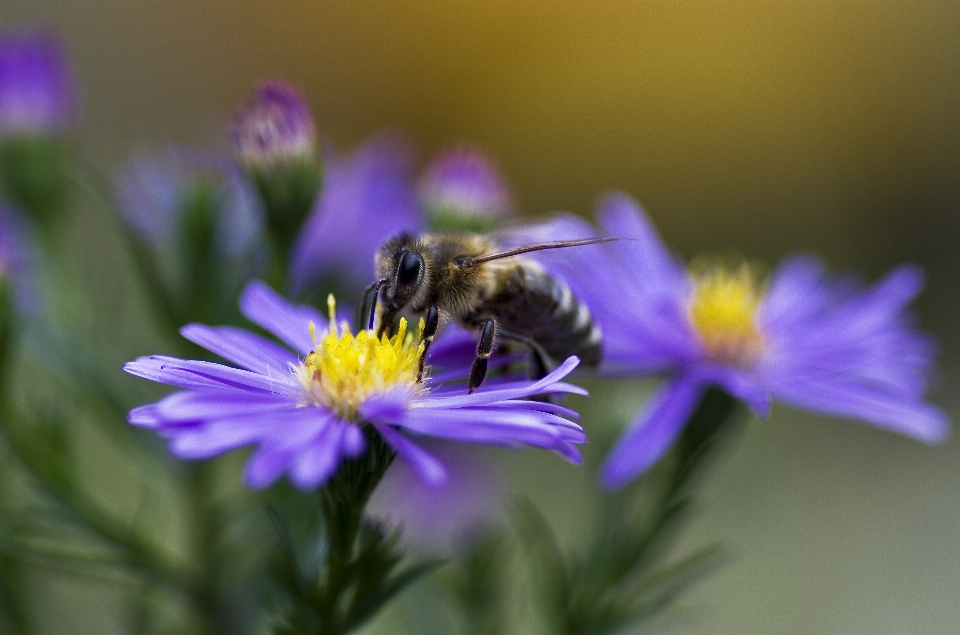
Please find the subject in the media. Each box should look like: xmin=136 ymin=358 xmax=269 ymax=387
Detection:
xmin=371 ymin=440 xmax=504 ymax=553
xmin=114 ymin=148 xmax=261 ymax=256
xmin=124 ymin=281 xmax=586 ymax=490
xmin=0 ymin=29 xmax=76 ymax=136
xmin=419 ymin=145 xmax=512 ymax=228
xmin=232 ymin=81 xmax=316 ymax=170
xmin=522 ymin=193 xmax=950 ymax=489
xmin=0 ymin=203 xmax=33 ymax=310
xmin=290 ymin=133 xmax=420 ymax=291
xmin=289 ymin=137 xmax=517 ymax=292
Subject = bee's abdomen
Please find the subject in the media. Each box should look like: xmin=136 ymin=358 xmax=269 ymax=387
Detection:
xmin=485 ymin=263 xmax=602 ymax=368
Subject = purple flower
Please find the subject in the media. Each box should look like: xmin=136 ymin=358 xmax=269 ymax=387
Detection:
xmin=370 ymin=440 xmax=504 ymax=553
xmin=232 ymin=81 xmax=316 ymax=170
xmin=419 ymin=145 xmax=512 ymax=229
xmin=521 ymin=193 xmax=950 ymax=489
xmin=114 ymin=148 xmax=261 ymax=257
xmin=289 ymin=137 xmax=518 ymax=292
xmin=0 ymin=29 xmax=76 ymax=136
xmin=290 ymin=133 xmax=420 ymax=291
xmin=124 ymin=281 xmax=586 ymax=490
xmin=0 ymin=203 xmax=33 ymax=311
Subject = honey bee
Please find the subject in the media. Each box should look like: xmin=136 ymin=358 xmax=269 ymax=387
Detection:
xmin=362 ymin=231 xmax=618 ymax=392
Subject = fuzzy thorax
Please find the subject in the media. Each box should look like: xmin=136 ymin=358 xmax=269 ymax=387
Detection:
xmin=687 ymin=263 xmax=766 ymax=366
xmin=296 ymin=294 xmax=425 ymax=420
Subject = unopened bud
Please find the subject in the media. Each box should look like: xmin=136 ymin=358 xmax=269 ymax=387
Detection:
xmin=233 ymin=81 xmax=321 ymax=256
xmin=420 ymin=145 xmax=512 ymax=232
xmin=0 ymin=29 xmax=77 ymax=228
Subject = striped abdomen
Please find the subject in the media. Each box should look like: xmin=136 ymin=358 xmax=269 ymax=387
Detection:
xmin=477 ymin=260 xmax=602 ymax=369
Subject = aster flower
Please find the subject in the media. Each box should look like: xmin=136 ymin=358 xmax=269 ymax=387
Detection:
xmin=520 ymin=193 xmax=950 ymax=489
xmin=124 ymin=281 xmax=586 ymax=490
xmin=290 ymin=133 xmax=420 ymax=293
xmin=370 ymin=440 xmax=504 ymax=553
xmin=289 ymin=137 xmax=517 ymax=295
xmin=115 ymin=148 xmax=261 ymax=256
xmin=419 ymin=144 xmax=512 ymax=232
xmin=0 ymin=29 xmax=76 ymax=136
xmin=114 ymin=148 xmax=263 ymax=324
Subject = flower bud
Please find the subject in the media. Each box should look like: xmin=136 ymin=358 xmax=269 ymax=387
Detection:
xmin=0 ymin=29 xmax=77 ymax=228
xmin=232 ymin=81 xmax=320 ymax=257
xmin=420 ymin=145 xmax=512 ymax=232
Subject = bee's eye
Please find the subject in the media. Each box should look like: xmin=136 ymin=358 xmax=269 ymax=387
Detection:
xmin=396 ymin=250 xmax=424 ymax=289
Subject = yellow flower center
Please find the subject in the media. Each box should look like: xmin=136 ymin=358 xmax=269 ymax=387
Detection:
xmin=687 ymin=263 xmax=766 ymax=366
xmin=295 ymin=295 xmax=425 ymax=420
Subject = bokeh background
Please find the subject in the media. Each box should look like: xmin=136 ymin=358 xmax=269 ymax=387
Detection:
xmin=5 ymin=1 xmax=960 ymax=633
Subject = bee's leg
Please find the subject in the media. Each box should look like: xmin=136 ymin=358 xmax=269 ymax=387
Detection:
xmin=496 ymin=327 xmax=554 ymax=380
xmin=468 ymin=318 xmax=497 ymax=394
xmin=359 ymin=278 xmax=386 ymax=331
xmin=418 ymin=305 xmax=439 ymax=382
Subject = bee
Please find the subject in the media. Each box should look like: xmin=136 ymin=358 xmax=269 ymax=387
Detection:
xmin=362 ymin=231 xmax=618 ymax=392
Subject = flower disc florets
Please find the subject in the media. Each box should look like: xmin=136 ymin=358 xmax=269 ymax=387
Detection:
xmin=296 ymin=295 xmax=425 ymax=420
xmin=687 ymin=262 xmax=766 ymax=366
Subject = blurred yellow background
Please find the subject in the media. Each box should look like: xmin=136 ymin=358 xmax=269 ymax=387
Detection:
xmin=5 ymin=1 xmax=960 ymax=633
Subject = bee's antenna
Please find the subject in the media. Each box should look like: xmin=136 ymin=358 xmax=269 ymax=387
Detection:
xmin=359 ymin=278 xmax=387 ymax=331
xmin=463 ymin=237 xmax=627 ymax=266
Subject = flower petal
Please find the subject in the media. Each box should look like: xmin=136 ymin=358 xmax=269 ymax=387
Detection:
xmin=180 ymin=323 xmax=298 ymax=376
xmin=768 ymin=375 xmax=950 ymax=444
xmin=600 ymin=374 xmax=705 ymax=489
xmin=397 ymin=407 xmax=586 ymax=449
xmin=289 ymin=422 xmax=345 ymax=489
xmin=166 ymin=406 xmax=319 ymax=459
xmin=124 ymin=356 xmax=297 ymax=395
xmin=239 ymin=280 xmax=326 ymax=354
xmin=244 ymin=445 xmax=295 ymax=489
xmin=153 ymin=390 xmax=293 ymax=423
xmin=417 ymin=356 xmax=583 ymax=408
xmin=373 ymin=423 xmax=448 ymax=487
xmin=596 ymin=192 xmax=685 ymax=287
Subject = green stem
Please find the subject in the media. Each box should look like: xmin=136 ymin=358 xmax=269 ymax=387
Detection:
xmin=0 ymin=408 xmax=196 ymax=597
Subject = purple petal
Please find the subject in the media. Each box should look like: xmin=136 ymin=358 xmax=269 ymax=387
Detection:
xmin=123 ymin=356 xmax=297 ymax=395
xmin=180 ymin=324 xmax=298 ymax=376
xmin=244 ymin=445 xmax=296 ymax=489
xmin=128 ymin=404 xmax=162 ymax=428
xmin=418 ymin=356 xmax=583 ymax=408
xmin=373 ymin=423 xmax=448 ymax=487
xmin=358 ymin=387 xmax=415 ymax=423
xmin=167 ymin=406 xmax=320 ymax=459
xmin=152 ymin=390 xmax=293 ymax=423
xmin=239 ymin=280 xmax=325 ymax=354
xmin=600 ymin=375 xmax=705 ymax=490
xmin=290 ymin=133 xmax=421 ymax=290
xmin=342 ymin=425 xmax=366 ymax=457
xmin=767 ymin=375 xmax=950 ymax=444
xmin=397 ymin=407 xmax=586 ymax=449
xmin=596 ymin=192 xmax=686 ymax=289
xmin=289 ymin=422 xmax=344 ymax=489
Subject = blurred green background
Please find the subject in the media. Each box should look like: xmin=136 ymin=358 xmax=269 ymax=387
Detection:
xmin=5 ymin=1 xmax=960 ymax=633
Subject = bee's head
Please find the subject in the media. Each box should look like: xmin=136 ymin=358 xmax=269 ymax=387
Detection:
xmin=372 ymin=233 xmax=429 ymax=333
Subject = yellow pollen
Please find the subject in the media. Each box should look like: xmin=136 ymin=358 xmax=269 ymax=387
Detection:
xmin=688 ymin=263 xmax=766 ymax=365
xmin=295 ymin=295 xmax=426 ymax=420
